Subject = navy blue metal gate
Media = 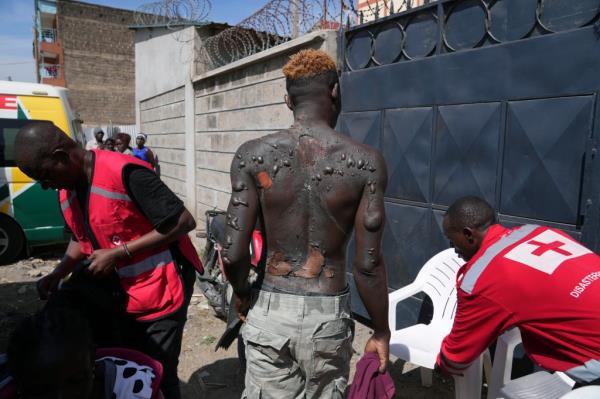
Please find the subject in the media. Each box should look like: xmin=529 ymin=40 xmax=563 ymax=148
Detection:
xmin=339 ymin=0 xmax=600 ymax=323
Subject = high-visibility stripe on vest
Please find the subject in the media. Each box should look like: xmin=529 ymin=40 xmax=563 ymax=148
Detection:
xmin=59 ymin=149 xmax=203 ymax=321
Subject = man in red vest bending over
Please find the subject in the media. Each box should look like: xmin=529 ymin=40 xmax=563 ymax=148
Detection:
xmin=438 ymin=196 xmax=600 ymax=389
xmin=14 ymin=121 xmax=203 ymax=399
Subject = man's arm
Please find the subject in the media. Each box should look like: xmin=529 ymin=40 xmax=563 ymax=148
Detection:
xmin=222 ymin=143 xmax=259 ymax=315
xmin=353 ymin=152 xmax=390 ymax=372
xmin=437 ymin=291 xmax=514 ymax=375
xmin=38 ymin=238 xmax=86 ymax=298
xmin=146 ymin=148 xmax=156 ymax=168
xmin=87 ymin=167 xmax=196 ymax=276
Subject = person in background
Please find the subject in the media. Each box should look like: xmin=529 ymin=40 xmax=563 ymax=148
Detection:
xmin=133 ymin=133 xmax=156 ymax=168
xmin=86 ymin=128 xmax=104 ymax=150
xmin=116 ymin=133 xmax=134 ymax=156
xmin=102 ymin=138 xmax=116 ymax=152
xmin=6 ymin=307 xmax=162 ymax=399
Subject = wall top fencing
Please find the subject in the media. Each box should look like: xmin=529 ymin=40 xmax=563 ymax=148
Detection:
xmin=344 ymin=0 xmax=600 ymax=72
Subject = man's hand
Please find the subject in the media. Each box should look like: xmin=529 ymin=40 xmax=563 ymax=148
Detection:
xmin=234 ymin=292 xmax=251 ymax=322
xmin=364 ymin=331 xmax=391 ymax=373
xmin=37 ymin=272 xmax=63 ymax=299
xmin=88 ymin=248 xmax=123 ymax=277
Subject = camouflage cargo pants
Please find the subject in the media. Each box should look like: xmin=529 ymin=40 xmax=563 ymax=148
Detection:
xmin=241 ymin=289 xmax=355 ymax=399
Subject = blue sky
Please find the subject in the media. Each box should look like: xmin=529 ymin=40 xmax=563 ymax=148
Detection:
xmin=0 ymin=0 xmax=268 ymax=82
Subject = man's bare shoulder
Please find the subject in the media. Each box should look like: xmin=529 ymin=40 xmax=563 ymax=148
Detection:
xmin=235 ymin=130 xmax=295 ymax=155
xmin=331 ymin=131 xmax=388 ymax=181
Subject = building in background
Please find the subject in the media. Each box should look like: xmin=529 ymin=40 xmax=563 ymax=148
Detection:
xmin=33 ymin=0 xmax=137 ymax=125
xmin=356 ymin=0 xmax=435 ymax=22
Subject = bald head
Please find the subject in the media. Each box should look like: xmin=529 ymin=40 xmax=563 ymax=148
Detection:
xmin=15 ymin=122 xmax=84 ymax=190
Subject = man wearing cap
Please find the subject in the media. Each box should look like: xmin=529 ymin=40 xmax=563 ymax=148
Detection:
xmin=85 ymin=127 xmax=104 ymax=150
xmin=133 ymin=133 xmax=156 ymax=168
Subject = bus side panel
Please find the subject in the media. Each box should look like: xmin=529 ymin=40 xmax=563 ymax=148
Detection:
xmin=11 ymin=181 xmax=65 ymax=245
xmin=8 ymin=95 xmax=69 ymax=245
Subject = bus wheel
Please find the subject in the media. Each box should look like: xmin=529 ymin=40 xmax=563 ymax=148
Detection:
xmin=0 ymin=215 xmax=25 ymax=265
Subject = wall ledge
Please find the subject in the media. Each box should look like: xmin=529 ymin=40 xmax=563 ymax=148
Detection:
xmin=192 ymin=30 xmax=335 ymax=83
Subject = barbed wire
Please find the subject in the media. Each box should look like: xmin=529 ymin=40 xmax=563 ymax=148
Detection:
xmin=134 ymin=0 xmax=212 ymax=28
xmin=133 ymin=0 xmax=365 ymax=71
xmin=197 ymin=0 xmax=356 ymax=70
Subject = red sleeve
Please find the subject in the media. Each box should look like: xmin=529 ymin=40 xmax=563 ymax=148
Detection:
xmin=437 ymin=290 xmax=514 ymax=375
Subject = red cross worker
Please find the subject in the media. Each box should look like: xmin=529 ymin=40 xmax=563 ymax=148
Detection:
xmin=437 ymin=197 xmax=600 ymax=388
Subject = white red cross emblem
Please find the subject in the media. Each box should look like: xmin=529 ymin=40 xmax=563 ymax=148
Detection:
xmin=503 ymin=230 xmax=591 ymax=274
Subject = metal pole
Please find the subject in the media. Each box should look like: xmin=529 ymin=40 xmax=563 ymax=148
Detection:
xmin=292 ymin=0 xmax=299 ymax=38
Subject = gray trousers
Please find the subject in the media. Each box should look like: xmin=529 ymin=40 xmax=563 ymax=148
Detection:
xmin=242 ymin=290 xmax=354 ymax=399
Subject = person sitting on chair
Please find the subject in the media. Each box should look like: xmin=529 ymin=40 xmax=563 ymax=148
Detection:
xmin=438 ymin=196 xmax=600 ymax=389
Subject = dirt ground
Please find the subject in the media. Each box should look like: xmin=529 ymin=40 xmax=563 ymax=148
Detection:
xmin=0 ymin=247 xmax=458 ymax=398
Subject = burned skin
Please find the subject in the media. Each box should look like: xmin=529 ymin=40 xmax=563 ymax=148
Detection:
xmin=223 ymin=124 xmax=387 ymax=296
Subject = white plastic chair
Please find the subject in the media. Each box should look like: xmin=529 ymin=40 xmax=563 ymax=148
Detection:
xmin=488 ymin=328 xmax=575 ymax=399
xmin=388 ymin=248 xmax=490 ymax=398
xmin=560 ymin=386 xmax=600 ymax=398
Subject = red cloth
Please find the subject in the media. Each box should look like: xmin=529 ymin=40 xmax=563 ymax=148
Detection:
xmin=438 ymin=224 xmax=600 ymax=375
xmin=348 ymin=352 xmax=395 ymax=399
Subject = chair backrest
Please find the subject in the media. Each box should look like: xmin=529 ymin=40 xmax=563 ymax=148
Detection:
xmin=414 ymin=248 xmax=464 ymax=321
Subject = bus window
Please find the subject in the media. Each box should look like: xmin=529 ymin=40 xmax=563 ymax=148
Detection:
xmin=0 ymin=119 xmax=51 ymax=167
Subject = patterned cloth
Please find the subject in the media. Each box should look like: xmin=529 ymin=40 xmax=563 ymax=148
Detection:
xmin=98 ymin=356 xmax=155 ymax=399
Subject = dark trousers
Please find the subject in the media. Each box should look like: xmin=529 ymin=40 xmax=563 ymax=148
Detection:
xmin=133 ymin=262 xmax=196 ymax=399
xmin=53 ymin=260 xmax=196 ymax=399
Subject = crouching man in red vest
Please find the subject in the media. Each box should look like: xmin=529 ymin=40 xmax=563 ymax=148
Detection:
xmin=14 ymin=122 xmax=203 ymax=399
xmin=437 ymin=196 xmax=600 ymax=389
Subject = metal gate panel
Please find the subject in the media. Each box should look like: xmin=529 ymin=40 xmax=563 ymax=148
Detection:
xmin=340 ymin=0 xmax=600 ymax=320
xmin=339 ymin=111 xmax=381 ymax=150
xmin=383 ymin=202 xmax=431 ymax=287
xmin=434 ymin=102 xmax=502 ymax=207
xmin=500 ymin=96 xmax=594 ymax=225
xmin=383 ymin=107 xmax=433 ymax=202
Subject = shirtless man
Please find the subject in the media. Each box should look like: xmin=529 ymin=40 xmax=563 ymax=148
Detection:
xmin=223 ymin=49 xmax=390 ymax=398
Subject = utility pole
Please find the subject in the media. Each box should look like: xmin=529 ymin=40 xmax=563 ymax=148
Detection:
xmin=292 ymin=0 xmax=299 ymax=38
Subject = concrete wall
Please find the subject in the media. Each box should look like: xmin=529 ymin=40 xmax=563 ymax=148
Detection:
xmin=193 ymin=30 xmax=338 ymax=226
xmin=57 ymin=0 xmax=136 ymax=125
xmin=135 ymin=25 xmax=200 ymax=216
xmin=140 ymin=87 xmax=187 ymax=201
xmin=134 ymin=26 xmax=197 ymax=111
xmin=134 ymin=28 xmax=338 ymax=240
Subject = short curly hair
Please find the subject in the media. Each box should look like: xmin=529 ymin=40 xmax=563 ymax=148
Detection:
xmin=445 ymin=196 xmax=496 ymax=230
xmin=283 ymin=49 xmax=337 ymax=80
xmin=283 ymin=49 xmax=339 ymax=101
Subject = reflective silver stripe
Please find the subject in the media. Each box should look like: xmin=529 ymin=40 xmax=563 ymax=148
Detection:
xmin=90 ymin=186 xmax=131 ymax=202
xmin=565 ymin=359 xmax=600 ymax=383
xmin=440 ymin=353 xmax=470 ymax=373
xmin=60 ymin=191 xmax=76 ymax=212
xmin=116 ymin=249 xmax=173 ymax=279
xmin=461 ymin=224 xmax=539 ymax=294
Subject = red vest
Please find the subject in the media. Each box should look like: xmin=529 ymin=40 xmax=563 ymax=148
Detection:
xmin=59 ymin=150 xmax=202 ymax=321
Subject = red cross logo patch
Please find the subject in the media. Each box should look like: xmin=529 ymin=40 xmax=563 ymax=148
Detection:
xmin=503 ymin=230 xmax=591 ymax=274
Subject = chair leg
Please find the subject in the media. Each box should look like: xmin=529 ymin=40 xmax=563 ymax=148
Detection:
xmin=483 ymin=349 xmax=493 ymax=386
xmin=454 ymin=356 xmax=483 ymax=399
xmin=420 ymin=367 xmax=433 ymax=387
